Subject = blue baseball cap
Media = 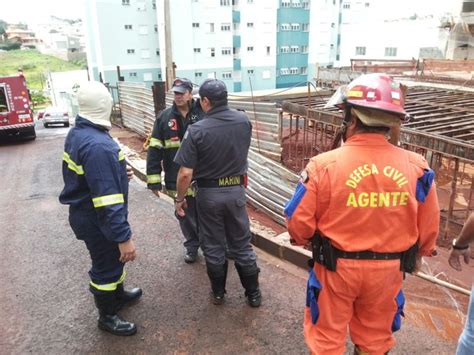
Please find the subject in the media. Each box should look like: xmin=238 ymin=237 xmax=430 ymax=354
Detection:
xmin=199 ymin=79 xmax=228 ymax=100
xmin=172 ymin=78 xmax=193 ymax=93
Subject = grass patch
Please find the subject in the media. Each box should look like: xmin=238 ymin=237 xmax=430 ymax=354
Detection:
xmin=0 ymin=49 xmax=83 ymax=90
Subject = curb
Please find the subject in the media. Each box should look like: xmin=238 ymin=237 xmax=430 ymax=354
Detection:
xmin=124 ymin=155 xmax=310 ymax=270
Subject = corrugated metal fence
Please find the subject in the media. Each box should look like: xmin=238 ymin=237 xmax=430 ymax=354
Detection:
xmin=118 ymin=82 xmax=155 ymax=136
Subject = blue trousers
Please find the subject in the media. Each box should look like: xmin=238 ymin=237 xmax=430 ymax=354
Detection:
xmin=457 ymin=286 xmax=474 ymax=355
xmin=69 ymin=207 xmax=124 ymax=294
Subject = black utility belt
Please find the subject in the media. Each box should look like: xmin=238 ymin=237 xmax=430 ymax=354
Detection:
xmin=334 ymin=248 xmax=401 ymax=260
xmin=196 ymin=175 xmax=246 ymax=188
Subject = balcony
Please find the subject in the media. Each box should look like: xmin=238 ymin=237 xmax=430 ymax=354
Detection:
xmin=233 ymin=10 xmax=240 ymax=23
xmin=233 ymin=58 xmax=241 ymax=70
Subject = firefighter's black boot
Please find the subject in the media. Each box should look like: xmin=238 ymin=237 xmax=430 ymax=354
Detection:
xmin=94 ymin=292 xmax=137 ymax=336
xmin=235 ymin=263 xmax=262 ymax=308
xmin=206 ymin=261 xmax=228 ymax=305
xmin=116 ymin=284 xmax=142 ymax=310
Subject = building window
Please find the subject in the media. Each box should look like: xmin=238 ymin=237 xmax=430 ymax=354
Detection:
xmin=247 ymin=46 xmax=254 ymax=51
xmin=222 ymin=72 xmax=232 ymax=79
xmin=290 ymin=67 xmax=299 ymax=74
xmin=266 ymin=46 xmax=271 ymax=55
xmin=222 ymin=48 xmax=232 ymax=55
xmin=343 ymin=3 xmax=350 ymax=9
xmin=127 ymin=49 xmax=135 ymax=54
xmin=192 ymin=23 xmax=200 ymax=28
xmin=220 ymin=0 xmax=230 ymax=5
xmin=301 ymin=45 xmax=308 ymax=53
xmin=292 ymin=0 xmax=301 ymax=7
xmin=331 ymin=23 xmax=335 ymax=28
xmin=209 ymin=48 xmax=215 ymax=57
xmin=280 ymin=68 xmax=290 ymax=75
xmin=365 ymin=2 xmax=370 ymax=7
xmin=280 ymin=23 xmax=290 ymax=31
xmin=221 ymin=23 xmax=231 ymax=31
xmin=152 ymin=1 xmax=156 ymax=9
xmin=122 ymin=0 xmax=130 ymax=5
xmin=302 ymin=23 xmax=309 ymax=31
xmin=232 ymin=0 xmax=238 ymax=5
xmin=139 ymin=25 xmax=148 ymax=35
xmin=291 ymin=23 xmax=300 ymax=31
xmin=302 ymin=1 xmax=310 ymax=9
xmin=156 ymin=49 xmax=160 ymax=56
xmin=195 ymin=72 xmax=203 ymax=78
xmin=280 ymin=46 xmax=289 ymax=53
xmin=247 ymin=69 xmax=254 ymax=75
xmin=143 ymin=72 xmax=153 ymax=81
xmin=281 ymin=1 xmax=291 ymax=7
xmin=158 ymin=73 xmax=162 ymax=79
xmin=248 ymin=0 xmax=254 ymax=3
xmin=290 ymin=46 xmax=300 ymax=53
xmin=194 ymin=48 xmax=201 ymax=53
xmin=154 ymin=25 xmax=158 ymax=33
xmin=129 ymin=72 xmax=137 ymax=77
xmin=208 ymin=23 xmax=215 ymax=32
xmin=300 ymin=66 xmax=307 ymax=75
xmin=124 ymin=24 xmax=133 ymax=30
xmin=355 ymin=46 xmax=366 ymax=55
xmin=385 ymin=47 xmax=397 ymax=56
xmin=247 ymin=22 xmax=254 ymax=28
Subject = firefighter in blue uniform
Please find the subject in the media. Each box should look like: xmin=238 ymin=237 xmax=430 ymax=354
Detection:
xmin=147 ymin=78 xmax=204 ymax=263
xmin=174 ymin=79 xmax=262 ymax=307
xmin=59 ymin=81 xmax=141 ymax=336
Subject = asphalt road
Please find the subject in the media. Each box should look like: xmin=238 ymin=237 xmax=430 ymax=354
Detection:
xmin=0 ymin=123 xmax=459 ymax=354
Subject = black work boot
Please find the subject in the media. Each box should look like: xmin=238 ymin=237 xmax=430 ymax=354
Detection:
xmin=206 ymin=261 xmax=228 ymax=305
xmin=235 ymin=263 xmax=262 ymax=308
xmin=94 ymin=293 xmax=137 ymax=336
xmin=116 ymin=284 xmax=143 ymax=310
xmin=184 ymin=252 xmax=197 ymax=264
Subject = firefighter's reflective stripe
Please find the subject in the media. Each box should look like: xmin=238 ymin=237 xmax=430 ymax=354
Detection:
xmin=164 ymin=139 xmax=181 ymax=149
xmin=118 ymin=150 xmax=125 ymax=161
xmin=165 ymin=187 xmax=194 ymax=197
xmin=89 ymin=271 xmax=126 ymax=291
xmin=149 ymin=137 xmax=164 ymax=148
xmin=147 ymin=174 xmax=162 ymax=184
xmin=63 ymin=152 xmax=84 ymax=175
xmin=92 ymin=193 xmax=125 ymax=208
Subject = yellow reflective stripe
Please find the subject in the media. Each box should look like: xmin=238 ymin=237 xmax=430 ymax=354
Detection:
xmin=165 ymin=188 xmax=194 ymax=197
xmin=164 ymin=139 xmax=181 ymax=149
xmin=89 ymin=271 xmax=126 ymax=291
xmin=63 ymin=152 xmax=84 ymax=175
xmin=147 ymin=174 xmax=161 ymax=184
xmin=92 ymin=193 xmax=124 ymax=208
xmin=149 ymin=138 xmax=164 ymax=148
xmin=118 ymin=150 xmax=125 ymax=161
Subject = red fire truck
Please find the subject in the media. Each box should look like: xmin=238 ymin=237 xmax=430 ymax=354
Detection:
xmin=0 ymin=74 xmax=36 ymax=140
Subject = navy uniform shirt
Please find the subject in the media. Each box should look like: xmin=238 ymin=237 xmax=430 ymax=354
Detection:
xmin=174 ymin=105 xmax=252 ymax=179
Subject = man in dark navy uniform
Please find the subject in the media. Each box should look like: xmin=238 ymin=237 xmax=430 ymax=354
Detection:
xmin=146 ymin=78 xmax=204 ymax=263
xmin=173 ymin=79 xmax=262 ymax=307
xmin=59 ymin=81 xmax=141 ymax=336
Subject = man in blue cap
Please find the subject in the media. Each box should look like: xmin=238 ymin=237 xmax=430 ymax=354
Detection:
xmin=147 ymin=78 xmax=204 ymax=263
xmin=173 ymin=79 xmax=262 ymax=307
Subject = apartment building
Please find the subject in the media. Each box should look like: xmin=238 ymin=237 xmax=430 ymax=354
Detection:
xmin=83 ymin=0 xmax=311 ymax=91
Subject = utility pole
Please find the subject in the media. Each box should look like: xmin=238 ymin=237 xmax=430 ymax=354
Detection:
xmin=164 ymin=0 xmax=175 ymax=90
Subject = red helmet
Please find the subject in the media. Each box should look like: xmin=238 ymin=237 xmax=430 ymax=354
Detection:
xmin=326 ymin=73 xmax=407 ymax=119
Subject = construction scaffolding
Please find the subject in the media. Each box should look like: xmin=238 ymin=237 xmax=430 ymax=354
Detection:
xmin=280 ymin=86 xmax=474 ymax=243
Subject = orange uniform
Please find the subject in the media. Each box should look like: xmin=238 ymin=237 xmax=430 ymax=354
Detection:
xmin=286 ymin=133 xmax=440 ymax=354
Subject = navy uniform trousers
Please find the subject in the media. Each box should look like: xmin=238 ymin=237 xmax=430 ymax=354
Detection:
xmin=69 ymin=206 xmax=124 ymax=295
xmin=195 ymin=185 xmax=256 ymax=266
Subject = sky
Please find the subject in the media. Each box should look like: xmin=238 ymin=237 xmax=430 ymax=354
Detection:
xmin=0 ymin=0 xmax=463 ymax=26
xmin=0 ymin=0 xmax=84 ymax=25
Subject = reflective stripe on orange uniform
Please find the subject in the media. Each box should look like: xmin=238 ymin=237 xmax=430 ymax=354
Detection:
xmin=286 ymin=133 xmax=440 ymax=354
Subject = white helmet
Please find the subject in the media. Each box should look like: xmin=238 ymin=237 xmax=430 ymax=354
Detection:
xmin=76 ymin=81 xmax=113 ymax=129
